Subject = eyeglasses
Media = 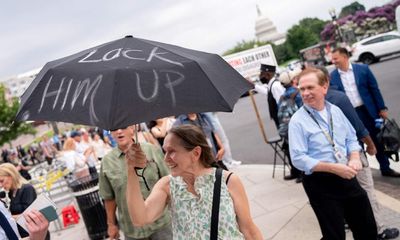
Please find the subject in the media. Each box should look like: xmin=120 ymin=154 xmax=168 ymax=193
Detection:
xmin=134 ymin=159 xmax=161 ymax=191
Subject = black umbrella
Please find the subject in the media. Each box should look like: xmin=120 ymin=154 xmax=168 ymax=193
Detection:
xmin=15 ymin=35 xmax=252 ymax=130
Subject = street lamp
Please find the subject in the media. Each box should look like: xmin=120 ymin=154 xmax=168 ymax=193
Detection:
xmin=329 ymin=8 xmax=343 ymax=43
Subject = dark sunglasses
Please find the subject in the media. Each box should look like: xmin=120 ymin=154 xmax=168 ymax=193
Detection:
xmin=109 ymin=126 xmax=128 ymax=132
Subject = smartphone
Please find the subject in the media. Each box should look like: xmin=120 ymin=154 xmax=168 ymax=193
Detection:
xmin=39 ymin=206 xmax=58 ymax=222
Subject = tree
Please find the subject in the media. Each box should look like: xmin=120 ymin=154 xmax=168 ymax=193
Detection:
xmin=222 ymin=40 xmax=270 ymax=56
xmin=272 ymin=42 xmax=292 ymax=64
xmin=339 ymin=1 xmax=366 ymax=18
xmin=0 ymin=84 xmax=36 ymax=147
xmin=298 ymin=18 xmax=328 ymax=37
xmin=285 ymin=24 xmax=319 ymax=58
xmin=283 ymin=18 xmax=327 ymax=60
xmin=321 ymin=1 xmax=400 ymax=41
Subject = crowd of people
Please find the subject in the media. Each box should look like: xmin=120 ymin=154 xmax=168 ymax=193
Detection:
xmin=250 ymin=47 xmax=399 ymax=239
xmin=0 ymin=109 xmax=247 ymax=238
xmin=0 ymin=46 xmax=399 ymax=239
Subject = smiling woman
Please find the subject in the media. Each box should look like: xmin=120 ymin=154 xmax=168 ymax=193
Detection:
xmin=125 ymin=124 xmax=263 ymax=239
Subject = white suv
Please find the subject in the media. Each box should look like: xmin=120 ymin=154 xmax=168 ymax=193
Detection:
xmin=350 ymin=31 xmax=400 ymax=64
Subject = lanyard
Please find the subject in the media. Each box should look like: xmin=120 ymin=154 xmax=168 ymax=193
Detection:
xmin=304 ymin=107 xmax=335 ymax=149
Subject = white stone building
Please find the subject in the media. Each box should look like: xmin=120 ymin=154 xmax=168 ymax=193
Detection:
xmin=255 ymin=5 xmax=286 ymax=45
xmin=0 ymin=68 xmax=40 ymax=98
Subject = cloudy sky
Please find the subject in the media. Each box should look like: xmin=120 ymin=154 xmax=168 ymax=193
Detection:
xmin=1 ymin=0 xmax=387 ymax=78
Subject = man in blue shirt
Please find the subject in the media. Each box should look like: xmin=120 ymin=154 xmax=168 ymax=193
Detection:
xmin=289 ymin=68 xmax=377 ymax=239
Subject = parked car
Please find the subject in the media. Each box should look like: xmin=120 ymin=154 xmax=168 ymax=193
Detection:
xmin=350 ymin=31 xmax=400 ymax=64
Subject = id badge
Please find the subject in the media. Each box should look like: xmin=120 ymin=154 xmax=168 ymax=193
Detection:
xmin=334 ymin=148 xmax=347 ymax=164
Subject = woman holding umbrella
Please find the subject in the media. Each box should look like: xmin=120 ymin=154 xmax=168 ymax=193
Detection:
xmin=125 ymin=125 xmax=263 ymax=239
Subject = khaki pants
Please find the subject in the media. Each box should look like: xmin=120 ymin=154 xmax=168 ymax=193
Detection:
xmin=356 ymin=153 xmax=385 ymax=233
xmin=124 ymin=224 xmax=173 ymax=240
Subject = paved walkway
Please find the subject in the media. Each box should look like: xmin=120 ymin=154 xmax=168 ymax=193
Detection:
xmin=49 ymin=164 xmax=400 ymax=240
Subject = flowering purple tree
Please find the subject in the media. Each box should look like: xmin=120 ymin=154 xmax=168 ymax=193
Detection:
xmin=321 ymin=1 xmax=400 ymax=41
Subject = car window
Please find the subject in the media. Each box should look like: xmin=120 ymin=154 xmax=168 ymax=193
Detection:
xmin=383 ymin=35 xmax=400 ymax=41
xmin=362 ymin=37 xmax=384 ymax=45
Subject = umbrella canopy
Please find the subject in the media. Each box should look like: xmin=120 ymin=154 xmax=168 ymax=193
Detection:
xmin=15 ymin=36 xmax=252 ymax=130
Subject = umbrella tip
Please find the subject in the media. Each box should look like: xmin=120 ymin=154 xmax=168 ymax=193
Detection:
xmin=125 ymin=35 xmax=133 ymax=38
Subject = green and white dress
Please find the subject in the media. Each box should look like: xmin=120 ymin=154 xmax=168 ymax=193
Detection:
xmin=169 ymin=168 xmax=244 ymax=240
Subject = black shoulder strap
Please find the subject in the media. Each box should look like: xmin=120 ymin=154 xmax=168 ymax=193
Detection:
xmin=226 ymin=172 xmax=234 ymax=185
xmin=210 ymin=168 xmax=223 ymax=240
xmin=268 ymin=79 xmax=277 ymax=94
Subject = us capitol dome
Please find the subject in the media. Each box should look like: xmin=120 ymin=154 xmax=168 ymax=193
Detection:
xmin=255 ymin=5 xmax=286 ymax=45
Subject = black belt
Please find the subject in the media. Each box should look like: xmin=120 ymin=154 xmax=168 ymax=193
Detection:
xmin=355 ymin=105 xmax=366 ymax=111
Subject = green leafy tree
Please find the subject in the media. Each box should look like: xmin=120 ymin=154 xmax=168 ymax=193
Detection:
xmin=282 ymin=17 xmax=327 ymax=61
xmin=272 ymin=42 xmax=292 ymax=64
xmin=285 ymin=25 xmax=319 ymax=58
xmin=222 ymin=40 xmax=270 ymax=56
xmin=298 ymin=18 xmax=328 ymax=37
xmin=0 ymin=84 xmax=36 ymax=147
xmin=339 ymin=1 xmax=366 ymax=18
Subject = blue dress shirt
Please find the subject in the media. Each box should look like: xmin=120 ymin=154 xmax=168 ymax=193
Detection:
xmin=289 ymin=101 xmax=361 ymax=175
xmin=326 ymin=88 xmax=369 ymax=140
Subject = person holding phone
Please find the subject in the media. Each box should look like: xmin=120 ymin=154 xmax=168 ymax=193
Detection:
xmin=23 ymin=210 xmax=50 ymax=240
xmin=0 ymin=163 xmax=39 ymax=238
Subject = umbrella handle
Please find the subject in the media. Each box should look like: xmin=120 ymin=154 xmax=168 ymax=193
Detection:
xmin=131 ymin=136 xmax=144 ymax=170
xmin=249 ymin=90 xmax=269 ymax=144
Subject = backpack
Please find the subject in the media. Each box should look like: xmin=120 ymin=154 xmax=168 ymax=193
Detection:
xmin=377 ymin=119 xmax=400 ymax=162
xmin=277 ymin=90 xmax=299 ymax=139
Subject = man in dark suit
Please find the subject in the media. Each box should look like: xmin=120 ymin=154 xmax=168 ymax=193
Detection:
xmin=330 ymin=47 xmax=400 ymax=177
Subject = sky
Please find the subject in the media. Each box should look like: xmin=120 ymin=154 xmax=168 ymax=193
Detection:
xmin=0 ymin=0 xmax=388 ymax=79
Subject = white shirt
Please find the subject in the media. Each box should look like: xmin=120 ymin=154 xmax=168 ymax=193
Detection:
xmin=61 ymin=150 xmax=86 ymax=172
xmin=75 ymin=141 xmax=97 ymax=167
xmin=338 ymin=63 xmax=364 ymax=107
xmin=0 ymin=201 xmax=20 ymax=239
xmin=254 ymin=77 xmax=285 ymax=103
xmin=91 ymin=139 xmax=111 ymax=158
xmin=318 ymin=107 xmax=329 ymax=125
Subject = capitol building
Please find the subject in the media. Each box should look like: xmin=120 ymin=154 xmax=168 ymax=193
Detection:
xmin=255 ymin=5 xmax=286 ymax=45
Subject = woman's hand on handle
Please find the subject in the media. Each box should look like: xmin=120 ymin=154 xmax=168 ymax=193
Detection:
xmin=125 ymin=142 xmax=147 ymax=169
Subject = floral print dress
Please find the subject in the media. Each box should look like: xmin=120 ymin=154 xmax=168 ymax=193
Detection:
xmin=169 ymin=168 xmax=244 ymax=239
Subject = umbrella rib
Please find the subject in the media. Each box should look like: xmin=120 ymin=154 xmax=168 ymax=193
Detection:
xmin=139 ymin=38 xmax=230 ymax=110
xmin=108 ymin=69 xmax=119 ymax=129
xmin=194 ymin=58 xmax=231 ymax=109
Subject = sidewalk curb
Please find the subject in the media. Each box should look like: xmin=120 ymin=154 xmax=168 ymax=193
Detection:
xmin=375 ymin=190 xmax=400 ymax=213
xmin=238 ymin=164 xmax=400 ymax=211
